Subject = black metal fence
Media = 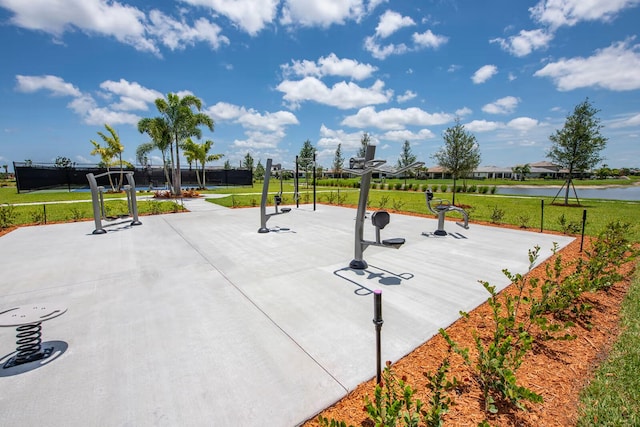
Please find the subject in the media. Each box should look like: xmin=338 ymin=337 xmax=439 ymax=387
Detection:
xmin=13 ymin=162 xmax=253 ymax=192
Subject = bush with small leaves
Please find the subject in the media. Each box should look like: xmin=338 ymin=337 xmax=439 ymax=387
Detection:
xmin=69 ymin=206 xmax=85 ymax=221
xmin=30 ymin=208 xmax=45 ymax=224
xmin=490 ymin=205 xmax=505 ymax=224
xmin=392 ymin=199 xmax=405 ymax=211
xmin=0 ymin=204 xmax=16 ymax=228
xmin=378 ymin=195 xmax=390 ymax=209
xmin=517 ymin=214 xmax=530 ymax=229
xmin=558 ymin=213 xmax=581 ymax=235
xmin=441 ymin=246 xmax=549 ymax=414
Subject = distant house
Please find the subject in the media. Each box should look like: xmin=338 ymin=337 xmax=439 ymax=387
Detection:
xmin=472 ymin=166 xmax=513 ymax=179
xmin=424 ymin=161 xmax=565 ymax=180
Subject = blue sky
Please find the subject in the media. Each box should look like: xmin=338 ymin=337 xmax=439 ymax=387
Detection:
xmin=1 ymin=0 xmax=639 ymax=173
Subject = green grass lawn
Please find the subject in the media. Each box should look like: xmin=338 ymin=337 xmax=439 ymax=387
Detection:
xmin=577 ymin=267 xmax=640 ymax=426
xmin=206 ymin=184 xmax=640 ymax=242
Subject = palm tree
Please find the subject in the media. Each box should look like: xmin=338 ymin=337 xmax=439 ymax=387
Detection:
xmin=152 ymin=93 xmax=214 ymax=196
xmin=138 ymin=117 xmax=172 ymax=188
xmin=183 ymin=139 xmax=223 ymax=189
xmin=90 ymin=124 xmax=125 ymax=191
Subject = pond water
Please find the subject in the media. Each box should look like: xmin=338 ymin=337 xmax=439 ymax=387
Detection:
xmin=495 ymin=185 xmax=640 ymax=201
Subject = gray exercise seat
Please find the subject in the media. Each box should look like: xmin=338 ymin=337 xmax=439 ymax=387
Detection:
xmin=424 ymin=188 xmax=469 ymax=236
xmin=372 ymin=211 xmax=405 ymax=248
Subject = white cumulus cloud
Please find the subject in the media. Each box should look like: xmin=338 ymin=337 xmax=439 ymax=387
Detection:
xmin=0 ymin=0 xmax=157 ymax=54
xmin=412 ymin=29 xmax=448 ymax=49
xmin=341 ymin=106 xmax=452 ymax=130
xmin=465 ymin=120 xmax=504 ymax=132
xmin=15 ymin=75 xmax=82 ymax=97
xmin=530 ymin=0 xmax=640 ymax=30
xmin=281 ymin=53 xmax=377 ymax=80
xmin=472 ymin=65 xmax=498 ymax=84
xmin=180 ymin=0 xmax=279 ymax=35
xmin=490 ymin=28 xmax=553 ymax=57
xmin=147 ymin=11 xmax=229 ymax=51
xmin=280 ymin=0 xmax=366 ymax=28
xmin=397 ymin=90 xmax=417 ymax=103
xmin=375 ymin=10 xmax=415 ymax=38
xmin=534 ymin=38 xmax=640 ymax=91
xmin=99 ymin=79 xmax=163 ymax=111
xmin=381 ymin=129 xmax=435 ymax=141
xmin=276 ymin=77 xmax=392 ymax=110
xmin=482 ymin=96 xmax=520 ymax=115
xmin=507 ymin=117 xmax=539 ymax=131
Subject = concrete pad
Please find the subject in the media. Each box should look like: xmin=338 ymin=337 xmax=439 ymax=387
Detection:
xmin=0 ymin=203 xmax=574 ymax=426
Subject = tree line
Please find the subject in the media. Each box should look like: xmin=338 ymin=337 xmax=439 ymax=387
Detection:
xmin=81 ymin=94 xmax=606 ymax=205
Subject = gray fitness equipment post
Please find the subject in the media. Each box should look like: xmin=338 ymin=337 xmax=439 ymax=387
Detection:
xmin=347 ymin=145 xmax=424 ymax=269
xmin=422 ymin=187 xmax=469 ymax=236
xmin=87 ymin=171 xmax=142 ymax=235
xmin=294 ymin=154 xmax=316 ymax=211
xmin=258 ymin=159 xmax=291 ymax=233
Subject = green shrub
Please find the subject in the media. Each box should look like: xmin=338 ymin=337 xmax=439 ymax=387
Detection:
xmin=558 ymin=213 xmax=581 ymax=234
xmin=490 ymin=205 xmax=505 ymax=224
xmin=391 ymin=199 xmax=405 ymax=211
xmin=0 ymin=204 xmax=16 ymax=228
xmin=69 ymin=206 xmax=85 ymax=221
xmin=441 ymin=246 xmax=548 ymax=414
xmin=378 ymin=195 xmax=390 ymax=209
xmin=30 ymin=208 xmax=45 ymax=224
xmin=516 ymin=214 xmax=530 ymax=229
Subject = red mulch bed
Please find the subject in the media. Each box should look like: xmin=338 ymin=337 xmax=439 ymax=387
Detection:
xmin=303 ymin=223 xmax=636 ymax=426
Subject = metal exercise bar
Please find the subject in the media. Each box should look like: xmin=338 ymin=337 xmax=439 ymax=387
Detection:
xmin=87 ymin=171 xmax=141 ymax=235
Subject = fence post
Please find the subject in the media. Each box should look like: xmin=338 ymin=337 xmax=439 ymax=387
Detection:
xmin=580 ymin=209 xmax=587 ymax=252
xmin=373 ymin=289 xmax=383 ymax=384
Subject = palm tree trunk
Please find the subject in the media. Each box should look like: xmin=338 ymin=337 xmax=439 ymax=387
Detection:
xmin=169 ymin=141 xmax=177 ymax=195
xmin=106 ymin=165 xmax=115 ymax=192
xmin=117 ymin=153 xmax=124 ymax=192
xmin=174 ymin=139 xmax=182 ymax=196
xmin=202 ymin=163 xmax=206 ymax=189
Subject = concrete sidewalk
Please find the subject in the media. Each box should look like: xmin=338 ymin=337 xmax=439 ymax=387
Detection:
xmin=0 ymin=203 xmax=573 ymax=426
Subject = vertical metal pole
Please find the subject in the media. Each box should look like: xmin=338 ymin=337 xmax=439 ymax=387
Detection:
xmin=540 ymin=199 xmax=544 ymax=233
xmin=258 ymin=159 xmax=272 ymax=233
xmin=580 ymin=209 xmax=587 ymax=252
xmin=43 ymin=204 xmax=47 ymax=224
xmin=350 ymin=145 xmax=375 ymax=269
xmin=87 ymin=173 xmax=106 ymax=234
xmin=127 ymin=172 xmax=141 ymax=226
xmin=313 ymin=152 xmax=316 ymax=211
xmin=295 ymin=156 xmax=299 ymax=208
xmin=373 ymin=289 xmax=383 ymax=384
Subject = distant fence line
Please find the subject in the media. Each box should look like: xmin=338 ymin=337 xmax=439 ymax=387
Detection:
xmin=13 ymin=162 xmax=253 ymax=193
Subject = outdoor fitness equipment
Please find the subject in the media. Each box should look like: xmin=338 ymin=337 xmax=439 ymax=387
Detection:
xmin=347 ymin=145 xmax=424 ymax=269
xmin=258 ymin=159 xmax=291 ymax=233
xmin=422 ymin=188 xmax=469 ymax=236
xmin=294 ymin=154 xmax=317 ymax=211
xmin=86 ymin=171 xmax=142 ymax=235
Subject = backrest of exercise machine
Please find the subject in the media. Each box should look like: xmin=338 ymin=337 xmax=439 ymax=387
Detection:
xmin=371 ymin=210 xmax=390 ymax=229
